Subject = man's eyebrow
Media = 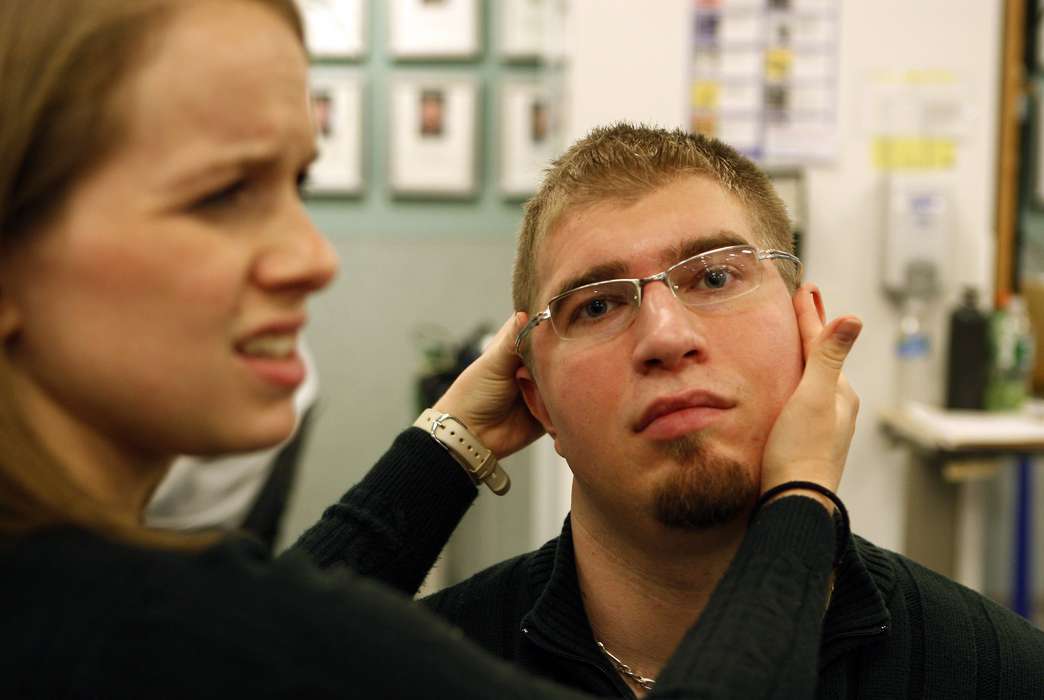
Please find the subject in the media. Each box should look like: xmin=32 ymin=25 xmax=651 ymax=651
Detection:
xmin=550 ymin=260 xmax=631 ymax=301
xmin=668 ymin=231 xmax=752 ymax=264
xmin=546 ymin=230 xmax=753 ymax=303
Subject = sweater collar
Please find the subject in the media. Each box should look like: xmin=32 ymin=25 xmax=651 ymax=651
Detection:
xmin=520 ymin=516 xmax=607 ymax=664
xmin=521 ymin=514 xmax=894 ymax=666
xmin=820 ymin=533 xmax=895 ymax=663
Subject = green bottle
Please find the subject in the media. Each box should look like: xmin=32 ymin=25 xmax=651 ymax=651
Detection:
xmin=984 ymin=295 xmax=1035 ymax=411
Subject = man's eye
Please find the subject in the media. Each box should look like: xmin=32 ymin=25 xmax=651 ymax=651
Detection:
xmin=582 ymin=298 xmax=611 ymax=318
xmin=701 ymin=267 xmax=732 ymax=289
xmin=194 ymin=180 xmax=247 ymax=210
xmin=568 ymin=292 xmax=629 ymax=324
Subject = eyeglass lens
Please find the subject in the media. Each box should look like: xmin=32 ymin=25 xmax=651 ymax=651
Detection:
xmin=548 ymin=247 xmax=762 ymax=340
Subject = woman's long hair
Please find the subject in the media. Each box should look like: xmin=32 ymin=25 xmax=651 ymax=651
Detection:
xmin=0 ymin=0 xmax=304 ymax=547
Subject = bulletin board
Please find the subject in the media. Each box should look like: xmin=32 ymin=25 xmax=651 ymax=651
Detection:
xmin=688 ymin=0 xmax=840 ymax=166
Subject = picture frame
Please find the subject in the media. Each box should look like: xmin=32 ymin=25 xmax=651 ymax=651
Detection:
xmin=305 ymin=67 xmax=364 ymax=196
xmin=297 ymin=0 xmax=367 ymax=59
xmin=1038 ymin=3 xmax=1044 ymax=72
xmin=389 ymin=75 xmax=478 ymax=197
xmin=1036 ymin=91 xmax=1044 ymax=208
xmin=388 ymin=0 xmax=481 ymax=60
xmin=499 ymin=0 xmax=547 ymax=60
xmin=500 ymin=80 xmax=558 ymax=198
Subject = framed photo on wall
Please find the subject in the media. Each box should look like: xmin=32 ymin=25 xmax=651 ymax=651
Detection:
xmin=305 ymin=67 xmax=364 ymax=195
xmin=499 ymin=0 xmax=546 ymax=60
xmin=1036 ymin=91 xmax=1044 ymax=208
xmin=388 ymin=0 xmax=480 ymax=59
xmin=389 ymin=76 xmax=478 ymax=196
xmin=500 ymin=80 xmax=558 ymax=197
xmin=297 ymin=0 xmax=367 ymax=59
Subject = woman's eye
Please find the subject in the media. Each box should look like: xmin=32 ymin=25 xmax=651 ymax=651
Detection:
xmin=193 ymin=180 xmax=247 ymax=211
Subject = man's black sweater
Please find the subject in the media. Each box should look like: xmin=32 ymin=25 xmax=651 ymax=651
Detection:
xmin=424 ymin=515 xmax=1044 ymax=698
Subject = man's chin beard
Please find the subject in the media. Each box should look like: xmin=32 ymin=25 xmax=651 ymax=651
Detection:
xmin=650 ymin=433 xmax=758 ymax=531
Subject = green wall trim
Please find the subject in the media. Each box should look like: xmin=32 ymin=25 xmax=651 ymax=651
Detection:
xmin=305 ymin=0 xmax=541 ymax=239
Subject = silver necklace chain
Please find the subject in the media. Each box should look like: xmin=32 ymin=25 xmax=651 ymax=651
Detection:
xmin=596 ymin=641 xmax=657 ymax=691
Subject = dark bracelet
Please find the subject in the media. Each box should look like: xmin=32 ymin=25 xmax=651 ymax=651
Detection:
xmin=752 ymin=480 xmax=849 ymax=567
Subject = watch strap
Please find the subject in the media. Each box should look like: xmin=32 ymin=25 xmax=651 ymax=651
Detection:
xmin=413 ymin=409 xmax=511 ymax=495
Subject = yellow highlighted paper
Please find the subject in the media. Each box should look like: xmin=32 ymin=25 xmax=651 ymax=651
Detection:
xmin=872 ymin=137 xmax=956 ymax=170
xmin=691 ymin=81 xmax=719 ymax=109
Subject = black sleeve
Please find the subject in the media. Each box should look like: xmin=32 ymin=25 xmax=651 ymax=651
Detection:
xmin=279 ymin=427 xmax=834 ymax=698
xmin=653 ymin=496 xmax=836 ymax=700
xmin=94 ymin=496 xmax=834 ymax=700
xmin=288 ymin=427 xmax=479 ymax=595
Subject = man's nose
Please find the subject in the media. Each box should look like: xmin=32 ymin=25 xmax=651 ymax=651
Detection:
xmin=253 ymin=204 xmax=340 ymax=294
xmin=630 ymin=280 xmax=707 ymax=372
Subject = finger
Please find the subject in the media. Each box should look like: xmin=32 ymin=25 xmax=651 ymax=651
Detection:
xmin=802 ymin=315 xmax=862 ymax=391
xmin=491 ymin=312 xmax=524 ymax=347
xmin=514 ymin=311 xmax=529 ymax=338
xmin=496 ymin=312 xmax=527 ymax=353
xmin=793 ymin=284 xmax=825 ymax=360
xmin=476 ymin=313 xmax=527 ymax=375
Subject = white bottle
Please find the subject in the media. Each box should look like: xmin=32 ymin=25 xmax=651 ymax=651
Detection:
xmin=895 ymin=297 xmax=937 ymax=408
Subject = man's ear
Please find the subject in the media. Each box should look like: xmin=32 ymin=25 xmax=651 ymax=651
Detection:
xmin=516 ymin=364 xmax=558 ymax=440
xmin=810 ymin=285 xmax=826 ymax=324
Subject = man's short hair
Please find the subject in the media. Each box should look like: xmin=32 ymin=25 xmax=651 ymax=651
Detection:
xmin=512 ymin=123 xmax=797 ymax=315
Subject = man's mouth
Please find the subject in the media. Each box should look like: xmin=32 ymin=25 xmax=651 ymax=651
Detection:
xmin=635 ymin=390 xmax=736 ymax=435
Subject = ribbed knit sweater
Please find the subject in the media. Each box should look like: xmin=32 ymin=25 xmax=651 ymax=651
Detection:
xmin=423 ymin=509 xmax=1044 ymax=698
xmin=3 ymin=428 xmax=852 ymax=698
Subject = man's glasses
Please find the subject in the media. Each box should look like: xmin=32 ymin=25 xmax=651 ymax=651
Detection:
xmin=514 ymin=244 xmax=801 ymax=355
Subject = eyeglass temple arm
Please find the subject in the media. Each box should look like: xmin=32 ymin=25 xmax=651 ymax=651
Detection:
xmin=758 ymin=249 xmax=801 ymax=266
xmin=514 ymin=310 xmax=551 ymax=355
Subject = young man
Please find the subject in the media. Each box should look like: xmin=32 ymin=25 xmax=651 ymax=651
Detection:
xmin=422 ymin=124 xmax=1044 ymax=698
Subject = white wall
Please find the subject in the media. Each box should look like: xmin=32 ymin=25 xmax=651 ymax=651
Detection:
xmin=557 ymin=0 xmax=1003 ymax=552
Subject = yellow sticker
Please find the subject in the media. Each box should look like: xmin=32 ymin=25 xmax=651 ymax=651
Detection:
xmin=691 ymin=81 xmax=720 ymax=109
xmin=872 ymin=137 xmax=956 ymax=170
xmin=764 ymin=48 xmax=793 ymax=80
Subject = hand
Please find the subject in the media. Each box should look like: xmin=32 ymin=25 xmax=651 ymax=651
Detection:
xmin=433 ymin=313 xmax=545 ymax=458
xmin=760 ymin=284 xmax=862 ymax=511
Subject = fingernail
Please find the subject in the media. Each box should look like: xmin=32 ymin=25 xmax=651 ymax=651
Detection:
xmin=835 ymin=319 xmax=861 ymax=345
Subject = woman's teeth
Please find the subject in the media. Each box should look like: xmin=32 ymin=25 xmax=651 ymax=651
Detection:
xmin=239 ymin=334 xmax=296 ymax=358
